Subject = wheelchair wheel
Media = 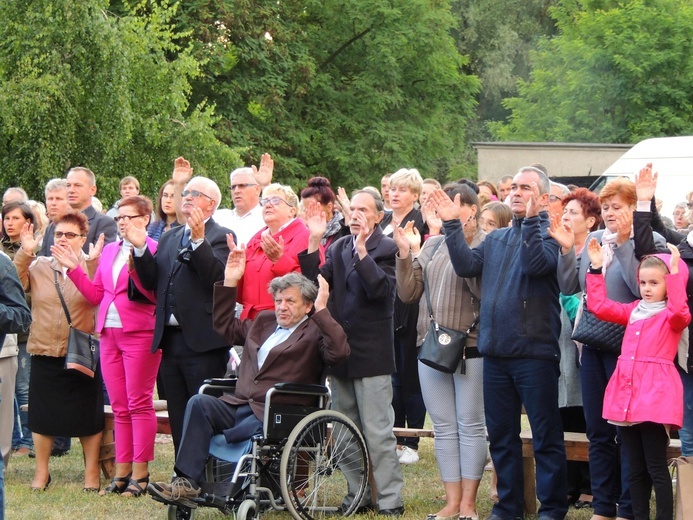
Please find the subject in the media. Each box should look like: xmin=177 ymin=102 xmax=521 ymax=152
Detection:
xmin=167 ymin=504 xmax=196 ymax=520
xmin=280 ymin=410 xmax=369 ymax=520
xmin=236 ymin=499 xmax=257 ymax=520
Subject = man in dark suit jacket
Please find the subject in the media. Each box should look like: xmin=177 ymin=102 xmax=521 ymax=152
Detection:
xmin=298 ymin=190 xmax=405 ymax=516
xmin=129 ymin=163 xmax=233 ymax=453
xmin=147 ymin=251 xmax=349 ymax=506
xmin=40 ymin=168 xmax=117 ymax=256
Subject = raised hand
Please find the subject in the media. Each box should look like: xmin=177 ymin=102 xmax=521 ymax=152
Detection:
xmin=224 ymin=242 xmax=246 ymax=286
xmin=304 ymin=200 xmax=327 ymax=241
xmin=260 ymin=231 xmax=284 ymax=262
xmin=525 ymin=182 xmax=541 ymax=218
xmin=427 ymin=189 xmax=460 ymax=222
xmin=226 ymin=233 xmax=237 ymax=251
xmin=667 ymin=242 xmax=681 ymax=274
xmin=172 ymin=156 xmax=193 ymax=186
xmin=615 ymin=209 xmax=633 ymax=245
xmin=334 ymin=187 xmax=352 ymax=223
xmin=252 ymin=153 xmax=274 ymax=187
xmin=353 ymin=212 xmax=370 ymax=258
xmin=19 ymin=222 xmax=38 ymax=254
xmin=51 ymin=243 xmax=80 ymax=270
xmin=547 ymin=212 xmax=575 ymax=254
xmin=586 ymin=238 xmax=603 ymax=269
xmin=392 ymin=225 xmax=412 ymax=257
xmin=634 ymin=162 xmax=657 ymax=202
xmin=423 ymin=201 xmax=442 ymax=235
xmin=188 ymin=207 xmax=206 ymax=242
xmin=401 ymin=220 xmax=421 ymax=253
xmin=88 ymin=233 xmax=105 ymax=261
xmin=121 ymin=219 xmax=147 ymax=248
xmin=315 ymin=274 xmax=330 ymax=312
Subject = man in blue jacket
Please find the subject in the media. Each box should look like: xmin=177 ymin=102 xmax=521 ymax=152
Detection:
xmin=429 ymin=167 xmax=567 ymax=520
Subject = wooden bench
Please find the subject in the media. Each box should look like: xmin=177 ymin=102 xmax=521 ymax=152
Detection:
xmin=98 ymin=408 xmax=434 ymax=479
xmin=521 ymin=430 xmax=682 ymax=514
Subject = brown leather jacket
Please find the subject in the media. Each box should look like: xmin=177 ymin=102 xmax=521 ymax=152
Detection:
xmin=14 ymin=248 xmax=97 ymax=357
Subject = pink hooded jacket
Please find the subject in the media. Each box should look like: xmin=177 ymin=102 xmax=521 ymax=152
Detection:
xmin=586 ymin=253 xmax=691 ymax=428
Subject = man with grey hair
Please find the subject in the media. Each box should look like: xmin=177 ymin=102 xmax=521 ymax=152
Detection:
xmin=2 ymin=187 xmax=28 ymax=206
xmin=147 ymin=253 xmax=349 ymax=507
xmin=214 ymin=153 xmax=274 ymax=245
xmin=129 ymin=157 xmax=233 ymax=454
xmin=429 ymin=165 xmax=568 ymax=520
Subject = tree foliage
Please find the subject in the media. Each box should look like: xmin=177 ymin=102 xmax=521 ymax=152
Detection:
xmin=490 ymin=0 xmax=693 ymax=143
xmin=0 ymin=0 xmax=239 ymax=205
xmin=154 ymin=0 xmax=480 ymax=187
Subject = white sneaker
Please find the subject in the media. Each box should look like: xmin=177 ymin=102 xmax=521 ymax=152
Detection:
xmin=398 ymin=446 xmax=419 ymax=464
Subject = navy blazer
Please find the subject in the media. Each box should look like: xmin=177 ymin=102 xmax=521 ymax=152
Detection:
xmin=299 ymin=227 xmax=398 ymax=378
xmin=133 ymin=218 xmax=233 ymax=353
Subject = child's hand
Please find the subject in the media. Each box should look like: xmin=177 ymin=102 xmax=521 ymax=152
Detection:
xmin=667 ymin=243 xmax=680 ymax=275
xmin=587 ymin=238 xmax=603 ymax=269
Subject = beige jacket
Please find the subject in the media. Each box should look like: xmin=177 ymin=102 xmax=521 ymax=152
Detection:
xmin=396 ymin=231 xmax=484 ymax=346
xmin=14 ymin=248 xmax=97 ymax=357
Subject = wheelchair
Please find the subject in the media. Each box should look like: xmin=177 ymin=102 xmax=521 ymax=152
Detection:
xmin=165 ymin=378 xmax=370 ymax=520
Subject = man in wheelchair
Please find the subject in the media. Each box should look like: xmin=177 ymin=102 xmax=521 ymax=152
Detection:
xmin=147 ymin=245 xmax=350 ymax=508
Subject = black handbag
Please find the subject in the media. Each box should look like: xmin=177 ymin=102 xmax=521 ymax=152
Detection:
xmin=53 ymin=270 xmax=99 ymax=378
xmin=417 ymin=239 xmax=479 ymax=374
xmin=571 ymin=293 xmax=625 ymax=354
xmin=127 ymin=276 xmax=152 ymax=303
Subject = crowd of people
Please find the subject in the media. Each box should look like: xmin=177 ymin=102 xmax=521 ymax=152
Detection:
xmin=1 ymin=155 xmax=693 ymax=520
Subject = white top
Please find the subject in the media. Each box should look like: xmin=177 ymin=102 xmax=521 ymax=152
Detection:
xmin=214 ymin=204 xmax=265 ymax=246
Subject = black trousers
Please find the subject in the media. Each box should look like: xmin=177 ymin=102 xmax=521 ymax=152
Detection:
xmin=619 ymin=422 xmax=672 ymax=520
xmin=159 ymin=327 xmax=228 ymax=453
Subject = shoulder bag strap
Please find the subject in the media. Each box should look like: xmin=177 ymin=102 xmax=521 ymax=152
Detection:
xmin=53 ymin=269 xmax=73 ymax=326
xmin=422 ymin=237 xmax=446 ymax=322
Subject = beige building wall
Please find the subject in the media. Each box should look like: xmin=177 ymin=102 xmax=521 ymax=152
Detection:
xmin=473 ymin=142 xmax=632 ymax=182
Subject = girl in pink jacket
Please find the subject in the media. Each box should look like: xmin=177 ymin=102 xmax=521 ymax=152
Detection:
xmin=586 ymin=239 xmax=690 ymax=520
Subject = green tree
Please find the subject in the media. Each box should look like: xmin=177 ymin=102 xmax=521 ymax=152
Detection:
xmin=0 ymin=0 xmax=239 ymax=205
xmin=490 ymin=0 xmax=693 ymax=143
xmin=150 ymin=0 xmax=480 ymax=188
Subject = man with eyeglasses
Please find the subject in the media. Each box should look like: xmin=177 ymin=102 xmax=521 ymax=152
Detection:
xmin=39 ymin=168 xmax=118 ymax=257
xmin=129 ymin=157 xmax=233 ymax=454
xmin=214 ymin=153 xmax=274 ymax=246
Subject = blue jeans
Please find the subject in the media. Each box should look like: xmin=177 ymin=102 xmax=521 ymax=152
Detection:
xmin=12 ymin=341 xmax=31 ymax=450
xmin=678 ymin=367 xmax=693 ymax=457
xmin=580 ymin=346 xmax=632 ymax=518
xmin=484 ymin=356 xmax=568 ymax=520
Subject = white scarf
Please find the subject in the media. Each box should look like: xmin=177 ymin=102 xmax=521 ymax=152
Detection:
xmin=688 ymin=229 xmax=693 ymax=248
xmin=629 ymin=300 xmax=666 ymax=323
xmin=600 ymin=229 xmax=619 ymax=273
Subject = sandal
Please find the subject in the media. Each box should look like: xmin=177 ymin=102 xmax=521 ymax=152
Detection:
xmin=99 ymin=473 xmax=131 ymax=495
xmin=121 ymin=474 xmax=149 ymax=497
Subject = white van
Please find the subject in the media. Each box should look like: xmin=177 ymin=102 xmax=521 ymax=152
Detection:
xmin=588 ymin=136 xmax=693 ymax=220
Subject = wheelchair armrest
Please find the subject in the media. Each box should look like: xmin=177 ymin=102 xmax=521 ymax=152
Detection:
xmin=203 ymin=377 xmax=238 ymax=388
xmin=273 ymin=382 xmax=329 ymax=396
xmin=199 ymin=378 xmax=238 ymax=396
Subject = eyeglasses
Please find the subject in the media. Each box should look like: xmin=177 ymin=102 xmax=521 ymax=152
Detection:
xmin=181 ymin=190 xmax=213 ymax=200
xmin=114 ymin=215 xmax=146 ymax=223
xmin=260 ymin=197 xmax=292 ymax=208
xmin=548 ymin=195 xmax=561 ymax=203
xmin=230 ymin=183 xmax=258 ymax=191
xmin=54 ymin=232 xmax=85 ymax=239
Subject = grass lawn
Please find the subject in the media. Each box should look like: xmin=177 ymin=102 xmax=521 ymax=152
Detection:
xmin=4 ymin=432 xmax=596 ymax=520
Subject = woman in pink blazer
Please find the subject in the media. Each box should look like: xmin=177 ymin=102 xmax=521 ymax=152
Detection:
xmin=53 ymin=196 xmax=160 ymax=497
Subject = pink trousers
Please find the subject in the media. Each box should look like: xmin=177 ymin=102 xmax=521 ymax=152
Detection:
xmin=100 ymin=328 xmax=161 ymax=463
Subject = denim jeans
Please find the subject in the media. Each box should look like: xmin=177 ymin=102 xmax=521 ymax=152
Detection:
xmin=484 ymin=356 xmax=568 ymax=520
xmin=678 ymin=366 xmax=693 ymax=457
xmin=11 ymin=341 xmax=31 ymax=450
